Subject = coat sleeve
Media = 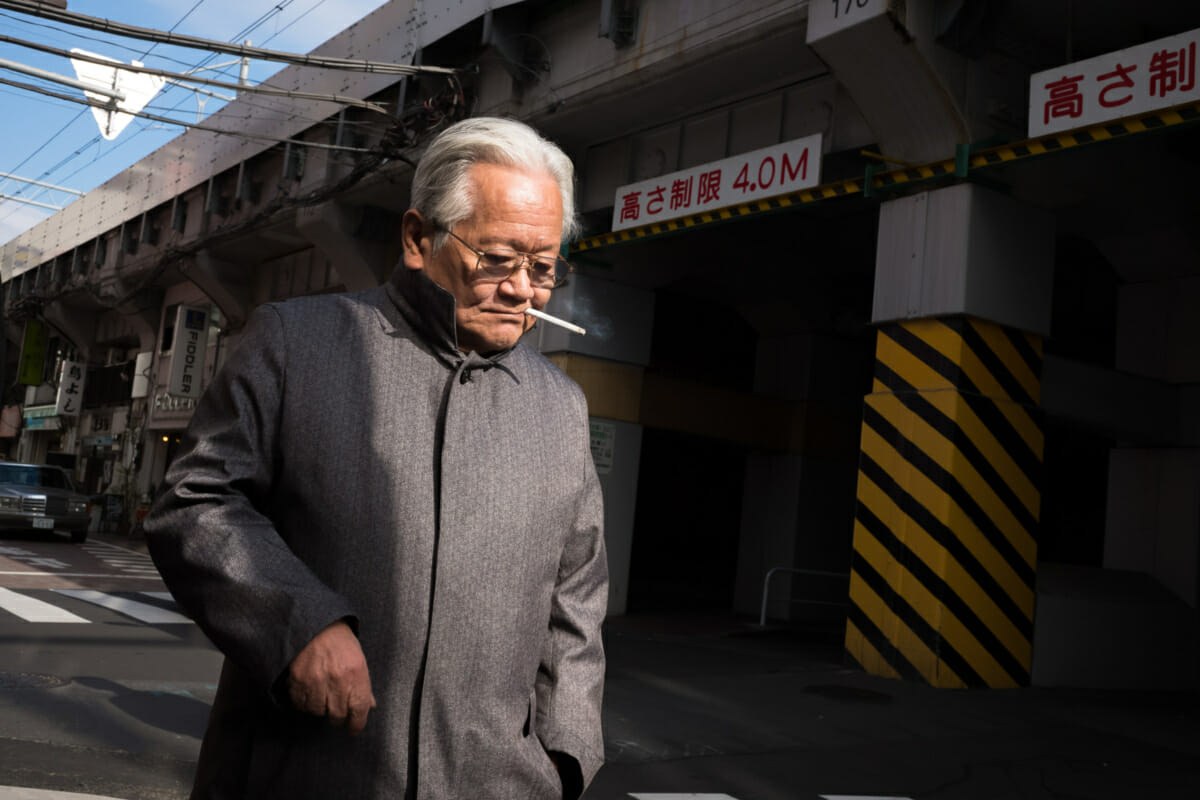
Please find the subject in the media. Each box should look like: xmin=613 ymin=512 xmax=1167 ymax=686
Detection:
xmin=144 ymin=304 xmax=357 ymax=698
xmin=535 ymin=390 xmax=608 ymax=796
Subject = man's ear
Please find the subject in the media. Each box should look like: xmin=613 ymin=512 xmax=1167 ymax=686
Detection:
xmin=401 ymin=210 xmax=427 ymax=272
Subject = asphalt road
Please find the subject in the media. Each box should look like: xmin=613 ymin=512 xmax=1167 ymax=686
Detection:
xmin=0 ymin=530 xmax=216 ymax=799
xmin=7 ymin=530 xmax=1195 ymax=800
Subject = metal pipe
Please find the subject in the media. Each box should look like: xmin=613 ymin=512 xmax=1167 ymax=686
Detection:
xmin=0 ymin=55 xmax=124 ymax=101
xmin=758 ymin=566 xmax=850 ymax=627
xmin=0 ymin=172 xmax=84 ymax=196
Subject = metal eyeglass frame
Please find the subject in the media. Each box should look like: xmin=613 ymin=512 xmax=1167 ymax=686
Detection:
xmin=439 ymin=227 xmax=573 ymax=289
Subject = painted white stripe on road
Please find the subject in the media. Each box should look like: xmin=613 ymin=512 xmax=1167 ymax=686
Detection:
xmin=630 ymin=795 xmax=740 ymax=799
xmin=0 ymin=588 xmax=89 ymax=623
xmin=53 ymin=590 xmax=191 ymax=624
xmin=0 ymin=786 xmax=129 ymax=799
xmin=140 ymin=591 xmax=176 ymax=602
xmin=0 ymin=572 xmax=160 ymax=579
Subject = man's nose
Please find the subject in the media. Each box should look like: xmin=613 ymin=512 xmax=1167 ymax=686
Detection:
xmin=500 ymin=265 xmax=537 ymax=298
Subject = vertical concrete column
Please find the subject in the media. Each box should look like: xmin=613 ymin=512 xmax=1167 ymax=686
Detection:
xmin=850 ymin=184 xmax=1054 ymax=687
xmin=537 ymin=274 xmax=654 ymax=616
xmin=848 ymin=317 xmax=1043 ymax=687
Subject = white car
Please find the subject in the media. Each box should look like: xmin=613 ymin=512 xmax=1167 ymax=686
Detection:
xmin=0 ymin=462 xmax=92 ymax=543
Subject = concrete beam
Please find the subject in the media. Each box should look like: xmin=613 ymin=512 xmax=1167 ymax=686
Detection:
xmin=184 ymin=250 xmax=251 ymax=329
xmin=1041 ymin=354 xmax=1182 ymax=446
xmin=807 ymin=3 xmax=968 ymax=164
xmin=295 ymin=201 xmax=386 ymax=291
xmin=42 ymin=304 xmax=97 ymax=361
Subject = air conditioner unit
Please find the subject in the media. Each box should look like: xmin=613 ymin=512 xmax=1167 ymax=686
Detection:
xmin=131 ymin=351 xmax=153 ymax=399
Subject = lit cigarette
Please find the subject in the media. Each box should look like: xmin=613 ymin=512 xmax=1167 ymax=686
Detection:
xmin=526 ymin=307 xmax=586 ymax=336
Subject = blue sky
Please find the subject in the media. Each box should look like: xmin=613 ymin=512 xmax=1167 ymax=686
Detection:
xmin=0 ymin=0 xmax=389 ymax=245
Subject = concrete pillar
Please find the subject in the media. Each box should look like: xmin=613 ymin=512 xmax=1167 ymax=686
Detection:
xmin=537 ymin=273 xmax=654 ymax=616
xmin=848 ymin=183 xmax=1053 ymax=688
xmin=735 ymin=333 xmax=865 ymax=625
xmin=1105 ymin=276 xmax=1200 ymax=609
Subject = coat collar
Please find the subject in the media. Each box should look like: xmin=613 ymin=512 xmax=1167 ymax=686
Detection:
xmin=384 ymin=265 xmax=519 ymax=375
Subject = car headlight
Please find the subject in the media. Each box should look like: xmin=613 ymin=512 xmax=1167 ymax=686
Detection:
xmin=68 ymin=500 xmax=89 ymax=514
xmin=0 ymin=497 xmax=19 ymax=509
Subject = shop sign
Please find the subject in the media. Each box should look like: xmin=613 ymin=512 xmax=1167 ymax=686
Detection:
xmin=167 ymin=305 xmax=209 ymax=398
xmin=55 ymin=360 xmax=86 ymax=417
xmin=589 ymin=420 xmax=615 ymax=475
xmin=17 ymin=320 xmax=47 ymax=386
xmin=24 ymin=405 xmax=56 ymax=419
xmin=24 ymin=416 xmax=61 ymax=431
xmin=153 ymin=391 xmax=198 ymax=413
xmin=1030 ymin=27 xmax=1200 ymax=137
xmin=806 ymin=0 xmax=891 ymax=44
xmin=611 ymin=134 xmax=822 ymax=232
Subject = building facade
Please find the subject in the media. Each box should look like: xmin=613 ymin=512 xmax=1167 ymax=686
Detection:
xmin=2 ymin=0 xmax=1199 ymax=690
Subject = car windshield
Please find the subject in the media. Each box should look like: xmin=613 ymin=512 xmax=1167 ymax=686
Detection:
xmin=0 ymin=465 xmax=73 ymax=490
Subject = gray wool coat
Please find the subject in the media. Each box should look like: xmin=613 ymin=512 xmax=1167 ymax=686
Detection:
xmin=145 ymin=265 xmax=608 ymax=799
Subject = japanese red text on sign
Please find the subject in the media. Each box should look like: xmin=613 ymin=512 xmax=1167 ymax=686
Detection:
xmin=611 ymin=134 xmax=822 ymax=232
xmin=1029 ymin=28 xmax=1200 ymax=137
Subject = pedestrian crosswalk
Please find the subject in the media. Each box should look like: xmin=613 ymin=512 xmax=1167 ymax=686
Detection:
xmin=79 ymin=541 xmax=160 ymax=577
xmin=0 ymin=587 xmax=191 ymax=625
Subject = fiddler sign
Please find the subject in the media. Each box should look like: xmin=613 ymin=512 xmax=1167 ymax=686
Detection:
xmin=1030 ymin=27 xmax=1199 ymax=137
xmin=611 ymin=134 xmax=822 ymax=232
xmin=167 ymin=305 xmax=209 ymax=398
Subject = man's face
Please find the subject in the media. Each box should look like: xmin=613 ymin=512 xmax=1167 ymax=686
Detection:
xmin=402 ymin=162 xmax=563 ymax=353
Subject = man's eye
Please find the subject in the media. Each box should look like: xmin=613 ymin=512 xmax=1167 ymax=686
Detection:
xmin=481 ymin=251 xmax=517 ymax=268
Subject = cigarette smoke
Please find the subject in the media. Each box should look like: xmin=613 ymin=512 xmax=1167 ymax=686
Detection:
xmin=558 ymin=293 xmax=613 ymax=341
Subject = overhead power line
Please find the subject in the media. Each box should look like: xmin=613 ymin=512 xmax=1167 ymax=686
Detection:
xmin=0 ymin=170 xmax=84 ymax=195
xmin=0 ymin=74 xmax=375 ymax=153
xmin=0 ymin=192 xmax=63 ymax=210
xmin=0 ymin=0 xmax=457 ymax=76
xmin=0 ymin=35 xmax=392 ymax=114
xmin=0 ymin=53 xmax=124 ymax=100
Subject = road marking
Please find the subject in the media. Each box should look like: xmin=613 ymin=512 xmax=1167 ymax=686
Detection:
xmin=0 ymin=787 xmax=129 ymax=799
xmin=0 ymin=572 xmax=160 ymax=579
xmin=53 ymin=590 xmax=191 ymax=624
xmin=630 ymin=795 xmax=740 ymax=799
xmin=0 ymin=587 xmax=89 ymax=623
xmin=80 ymin=542 xmax=159 ymax=577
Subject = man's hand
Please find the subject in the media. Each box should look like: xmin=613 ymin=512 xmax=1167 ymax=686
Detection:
xmin=286 ymin=619 xmax=376 ymax=735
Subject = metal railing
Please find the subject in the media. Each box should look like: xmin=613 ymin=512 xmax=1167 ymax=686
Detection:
xmin=758 ymin=566 xmax=850 ymax=627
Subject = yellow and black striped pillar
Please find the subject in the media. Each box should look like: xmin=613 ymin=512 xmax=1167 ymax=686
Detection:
xmin=845 ymin=316 xmax=1043 ymax=688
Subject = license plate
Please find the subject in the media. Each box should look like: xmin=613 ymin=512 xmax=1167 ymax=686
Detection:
xmin=32 ymin=518 xmax=54 ymax=530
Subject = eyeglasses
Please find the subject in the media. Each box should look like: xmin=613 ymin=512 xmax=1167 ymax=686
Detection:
xmin=440 ymin=227 xmax=572 ymax=289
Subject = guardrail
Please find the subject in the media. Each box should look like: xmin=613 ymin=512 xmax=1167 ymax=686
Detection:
xmin=758 ymin=566 xmax=850 ymax=627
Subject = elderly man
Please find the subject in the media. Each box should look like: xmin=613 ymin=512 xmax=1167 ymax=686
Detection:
xmin=145 ymin=116 xmax=608 ymax=799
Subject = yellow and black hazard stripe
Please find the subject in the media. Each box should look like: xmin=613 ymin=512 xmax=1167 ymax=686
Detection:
xmin=572 ymin=181 xmax=864 ymax=252
xmin=574 ymin=100 xmax=1200 ymax=254
xmin=846 ymin=316 xmax=1044 ymax=688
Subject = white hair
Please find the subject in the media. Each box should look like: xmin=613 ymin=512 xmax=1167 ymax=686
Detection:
xmin=410 ymin=117 xmax=579 ymax=251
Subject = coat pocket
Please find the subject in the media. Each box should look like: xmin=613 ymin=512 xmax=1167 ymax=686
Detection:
xmin=523 ymin=690 xmax=562 ymax=799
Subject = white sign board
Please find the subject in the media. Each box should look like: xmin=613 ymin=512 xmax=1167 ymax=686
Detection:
xmin=806 ymin=0 xmax=891 ymax=44
xmin=589 ymin=420 xmax=615 ymax=475
xmin=167 ymin=305 xmax=209 ymax=399
xmin=54 ymin=360 xmax=86 ymax=417
xmin=1029 ymin=28 xmax=1199 ymax=137
xmin=611 ymin=134 xmax=822 ymax=232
